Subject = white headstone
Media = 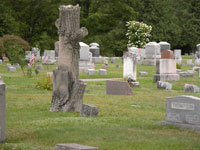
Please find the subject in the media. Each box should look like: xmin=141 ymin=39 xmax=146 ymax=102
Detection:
xmin=145 ymin=42 xmax=160 ymax=58
xmin=123 ymin=52 xmax=137 ymax=81
xmin=79 ymin=42 xmax=90 ymax=60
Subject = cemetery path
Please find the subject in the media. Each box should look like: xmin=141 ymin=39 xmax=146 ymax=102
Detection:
xmin=80 ymin=78 xmax=121 ymax=82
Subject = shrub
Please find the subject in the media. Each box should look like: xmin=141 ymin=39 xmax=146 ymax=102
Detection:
xmin=176 ymin=63 xmax=181 ymax=69
xmin=36 ymin=76 xmax=53 ymax=90
xmin=126 ymin=21 xmax=152 ymax=48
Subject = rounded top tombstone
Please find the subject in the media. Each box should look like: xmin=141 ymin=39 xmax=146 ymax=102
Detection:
xmin=145 ymin=42 xmax=160 ymax=56
xmin=90 ymin=43 xmax=99 ymax=47
xmin=159 ymin=41 xmax=170 ymax=52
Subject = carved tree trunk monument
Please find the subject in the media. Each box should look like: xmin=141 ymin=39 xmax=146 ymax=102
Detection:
xmin=50 ymin=5 xmax=88 ymax=112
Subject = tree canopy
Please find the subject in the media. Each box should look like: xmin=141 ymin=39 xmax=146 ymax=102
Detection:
xmin=0 ymin=0 xmax=199 ymax=55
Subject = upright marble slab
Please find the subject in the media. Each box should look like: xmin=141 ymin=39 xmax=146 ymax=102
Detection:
xmin=0 ymin=80 xmax=5 ymax=143
xmin=123 ymin=52 xmax=137 ymax=81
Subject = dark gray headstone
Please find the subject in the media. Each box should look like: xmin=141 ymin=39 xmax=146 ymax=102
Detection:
xmin=55 ymin=143 xmax=99 ymax=150
xmin=106 ymin=80 xmax=133 ymax=95
xmin=166 ymin=96 xmax=200 ymax=125
xmin=0 ymin=80 xmax=5 ymax=143
xmin=80 ymin=104 xmax=98 ymax=117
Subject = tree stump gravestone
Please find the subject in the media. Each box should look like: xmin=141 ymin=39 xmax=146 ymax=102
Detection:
xmin=50 ymin=5 xmax=88 ymax=112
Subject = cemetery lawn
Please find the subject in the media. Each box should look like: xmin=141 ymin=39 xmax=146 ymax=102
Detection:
xmin=0 ymin=58 xmax=200 ymax=150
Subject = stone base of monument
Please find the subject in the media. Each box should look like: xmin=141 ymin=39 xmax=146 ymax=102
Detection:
xmin=130 ymin=81 xmax=140 ymax=87
xmin=158 ymin=121 xmax=200 ymax=131
xmin=141 ymin=59 xmax=157 ymax=66
xmin=55 ymin=143 xmax=99 ymax=150
xmin=79 ymin=60 xmax=94 ymax=73
xmin=153 ymin=74 xmax=180 ymax=82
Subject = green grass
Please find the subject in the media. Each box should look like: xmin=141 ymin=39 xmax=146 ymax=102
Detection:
xmin=0 ymin=58 xmax=200 ymax=150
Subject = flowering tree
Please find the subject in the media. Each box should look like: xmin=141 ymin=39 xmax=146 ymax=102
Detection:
xmin=126 ymin=21 xmax=152 ymax=48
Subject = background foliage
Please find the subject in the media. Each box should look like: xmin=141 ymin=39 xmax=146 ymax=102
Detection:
xmin=1 ymin=0 xmax=200 ymax=55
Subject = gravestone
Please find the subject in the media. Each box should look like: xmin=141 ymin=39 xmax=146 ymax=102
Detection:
xmin=159 ymin=41 xmax=170 ymax=52
xmin=154 ymin=59 xmax=180 ymax=82
xmin=157 ymin=81 xmax=172 ymax=90
xmin=25 ymin=51 xmax=32 ymax=61
xmin=0 ymin=60 xmax=2 ymax=64
xmin=80 ymin=42 xmax=90 ymax=60
xmin=0 ymin=80 xmax=5 ymax=143
xmin=106 ymin=80 xmax=133 ymax=95
xmin=174 ymin=49 xmax=182 ymax=64
xmin=184 ymin=84 xmax=200 ymax=93
xmin=159 ymin=96 xmax=200 ymax=130
xmin=89 ymin=43 xmax=99 ymax=47
xmin=92 ymin=57 xmax=102 ymax=64
xmin=179 ymin=70 xmax=194 ymax=77
xmin=199 ymin=68 xmax=200 ymax=78
xmin=80 ymin=104 xmax=98 ymax=117
xmin=32 ymin=47 xmax=41 ymax=61
xmin=89 ymin=45 xmax=100 ymax=57
xmin=99 ymin=69 xmax=107 ymax=75
xmin=139 ymin=71 xmax=148 ymax=75
xmin=123 ymin=52 xmax=137 ymax=81
xmin=195 ymin=59 xmax=200 ymax=66
xmin=50 ymin=5 xmax=88 ymax=112
xmin=43 ymin=50 xmax=56 ymax=65
xmin=142 ymin=42 xmax=160 ymax=66
xmin=187 ymin=59 xmax=193 ymax=65
xmin=7 ymin=66 xmax=16 ymax=72
xmin=88 ymin=69 xmax=96 ymax=75
xmin=196 ymin=44 xmax=200 ymax=58
xmin=55 ymin=143 xmax=99 ymax=150
xmin=161 ymin=50 xmax=174 ymax=59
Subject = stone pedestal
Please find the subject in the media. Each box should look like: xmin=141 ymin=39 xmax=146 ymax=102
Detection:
xmin=153 ymin=59 xmax=180 ymax=82
xmin=0 ymin=80 xmax=5 ymax=143
xmin=159 ymin=41 xmax=170 ymax=52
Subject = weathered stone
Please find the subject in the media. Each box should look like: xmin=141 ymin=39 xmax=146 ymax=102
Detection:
xmin=89 ymin=45 xmax=100 ymax=57
xmin=123 ymin=52 xmax=137 ymax=81
xmin=195 ymin=59 xmax=200 ymax=66
xmin=159 ymin=41 xmax=170 ymax=52
xmin=130 ymin=82 xmax=140 ymax=87
xmin=197 ymin=44 xmax=200 ymax=58
xmin=55 ymin=143 xmax=99 ymax=150
xmin=0 ymin=80 xmax=5 ymax=143
xmin=184 ymin=84 xmax=200 ymax=93
xmin=156 ymin=59 xmax=176 ymax=74
xmin=79 ymin=42 xmax=90 ymax=60
xmin=139 ymin=71 xmax=148 ymax=75
xmin=92 ymin=57 xmax=102 ymax=64
xmin=187 ymin=59 xmax=193 ymax=65
xmin=145 ymin=42 xmax=161 ymax=58
xmin=106 ymin=80 xmax=133 ymax=95
xmin=7 ymin=66 xmax=16 ymax=72
xmin=174 ymin=49 xmax=182 ymax=60
xmin=89 ymin=43 xmax=99 ymax=47
xmin=99 ymin=69 xmax=107 ymax=75
xmin=154 ymin=59 xmax=179 ymax=82
xmin=179 ymin=70 xmax=194 ymax=77
xmin=88 ymin=69 xmax=96 ymax=75
xmin=157 ymin=81 xmax=172 ymax=90
xmin=166 ymin=96 xmax=200 ymax=125
xmin=161 ymin=50 xmax=174 ymax=59
xmin=80 ymin=104 xmax=98 ymax=117
xmin=199 ymin=68 xmax=200 ymax=78
xmin=51 ymin=5 xmax=88 ymax=112
xmin=0 ymin=60 xmax=2 ymax=64
xmin=116 ymin=64 xmax=120 ymax=68
xmin=111 ymin=57 xmax=116 ymax=63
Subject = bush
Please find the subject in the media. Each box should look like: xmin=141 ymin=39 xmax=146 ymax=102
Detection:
xmin=126 ymin=21 xmax=152 ymax=48
xmin=36 ymin=76 xmax=53 ymax=90
xmin=176 ymin=63 xmax=181 ymax=69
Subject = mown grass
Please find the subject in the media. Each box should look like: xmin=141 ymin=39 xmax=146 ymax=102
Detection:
xmin=0 ymin=56 xmax=200 ymax=150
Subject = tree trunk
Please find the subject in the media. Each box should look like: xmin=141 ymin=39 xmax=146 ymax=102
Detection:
xmin=50 ymin=5 xmax=88 ymax=112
